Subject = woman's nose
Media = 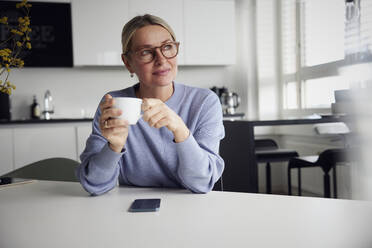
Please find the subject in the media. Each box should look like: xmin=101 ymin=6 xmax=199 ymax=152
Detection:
xmin=154 ymin=48 xmax=166 ymax=64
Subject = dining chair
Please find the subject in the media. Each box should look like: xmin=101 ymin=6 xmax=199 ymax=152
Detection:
xmin=287 ymin=148 xmax=350 ymax=198
xmin=255 ymin=139 xmax=299 ymax=194
xmin=0 ymin=157 xmax=79 ymax=182
xmin=287 ymin=122 xmax=351 ymax=198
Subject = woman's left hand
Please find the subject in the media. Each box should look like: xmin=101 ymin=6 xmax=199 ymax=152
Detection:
xmin=142 ymin=98 xmax=190 ymax=142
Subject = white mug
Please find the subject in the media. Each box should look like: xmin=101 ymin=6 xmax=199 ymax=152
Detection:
xmin=113 ymin=97 xmax=142 ymax=125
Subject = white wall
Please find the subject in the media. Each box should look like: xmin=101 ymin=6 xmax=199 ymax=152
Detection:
xmin=8 ymin=0 xmax=257 ymax=121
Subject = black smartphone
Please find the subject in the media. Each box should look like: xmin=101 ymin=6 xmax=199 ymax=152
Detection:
xmin=129 ymin=198 xmax=161 ymax=212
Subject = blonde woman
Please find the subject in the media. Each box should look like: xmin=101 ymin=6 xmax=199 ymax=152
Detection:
xmin=77 ymin=14 xmax=225 ymax=195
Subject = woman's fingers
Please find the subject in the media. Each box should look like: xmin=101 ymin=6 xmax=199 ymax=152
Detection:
xmin=100 ymin=94 xmax=113 ymax=111
xmin=101 ymin=108 xmax=122 ymax=121
xmin=142 ymin=104 xmax=163 ymax=122
xmin=103 ymin=118 xmax=128 ymax=129
xmin=141 ymin=98 xmax=162 ymax=111
xmin=148 ymin=109 xmax=167 ymax=127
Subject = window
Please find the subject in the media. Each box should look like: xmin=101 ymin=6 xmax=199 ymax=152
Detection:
xmin=281 ymin=0 xmax=372 ymax=110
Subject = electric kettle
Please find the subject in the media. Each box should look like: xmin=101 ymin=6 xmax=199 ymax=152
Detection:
xmin=220 ymin=91 xmax=240 ymax=115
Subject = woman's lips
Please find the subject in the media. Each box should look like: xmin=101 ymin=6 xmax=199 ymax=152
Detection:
xmin=152 ymin=69 xmax=170 ymax=76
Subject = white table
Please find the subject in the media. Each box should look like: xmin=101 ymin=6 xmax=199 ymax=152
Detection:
xmin=1 ymin=181 xmax=371 ymax=248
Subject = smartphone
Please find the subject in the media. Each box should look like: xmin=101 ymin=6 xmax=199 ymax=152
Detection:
xmin=129 ymin=198 xmax=161 ymax=212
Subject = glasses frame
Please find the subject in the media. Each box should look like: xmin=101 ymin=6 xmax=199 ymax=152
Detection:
xmin=125 ymin=41 xmax=180 ymax=64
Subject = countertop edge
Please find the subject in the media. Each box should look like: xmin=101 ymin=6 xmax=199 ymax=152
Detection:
xmin=0 ymin=118 xmax=93 ymax=125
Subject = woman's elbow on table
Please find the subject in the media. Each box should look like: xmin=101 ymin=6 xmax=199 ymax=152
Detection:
xmin=75 ymin=164 xmax=117 ymax=196
xmin=177 ymin=158 xmax=224 ymax=194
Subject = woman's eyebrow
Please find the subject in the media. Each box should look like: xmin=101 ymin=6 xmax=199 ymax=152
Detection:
xmin=135 ymin=39 xmax=173 ymax=50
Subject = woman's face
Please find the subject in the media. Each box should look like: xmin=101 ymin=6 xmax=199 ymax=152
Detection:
xmin=124 ymin=25 xmax=178 ymax=88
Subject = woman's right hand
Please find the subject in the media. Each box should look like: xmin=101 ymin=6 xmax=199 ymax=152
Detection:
xmin=99 ymin=94 xmax=129 ymax=153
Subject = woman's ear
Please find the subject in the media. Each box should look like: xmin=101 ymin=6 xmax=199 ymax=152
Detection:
xmin=122 ymin=54 xmax=133 ymax=73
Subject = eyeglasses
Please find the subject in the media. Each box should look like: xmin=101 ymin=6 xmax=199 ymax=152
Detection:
xmin=126 ymin=41 xmax=180 ymax=63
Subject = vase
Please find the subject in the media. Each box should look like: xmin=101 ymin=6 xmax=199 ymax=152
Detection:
xmin=0 ymin=91 xmax=11 ymax=121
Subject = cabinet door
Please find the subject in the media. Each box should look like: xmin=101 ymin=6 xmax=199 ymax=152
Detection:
xmin=14 ymin=126 xmax=77 ymax=169
xmin=128 ymin=0 xmax=184 ymax=64
xmin=76 ymin=124 xmax=92 ymax=162
xmin=72 ymin=0 xmax=129 ymax=66
xmin=184 ymin=0 xmax=236 ymax=65
xmin=0 ymin=129 xmax=14 ymax=175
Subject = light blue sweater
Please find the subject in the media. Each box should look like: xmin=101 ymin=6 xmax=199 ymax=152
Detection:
xmin=76 ymin=82 xmax=225 ymax=195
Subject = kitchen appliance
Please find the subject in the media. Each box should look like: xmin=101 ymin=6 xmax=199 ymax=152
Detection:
xmin=220 ymin=91 xmax=241 ymax=115
xmin=210 ymin=86 xmax=243 ymax=117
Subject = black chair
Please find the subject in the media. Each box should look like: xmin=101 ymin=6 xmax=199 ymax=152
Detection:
xmin=255 ymin=139 xmax=299 ymax=194
xmin=0 ymin=157 xmax=79 ymax=182
xmin=287 ymin=148 xmax=350 ymax=198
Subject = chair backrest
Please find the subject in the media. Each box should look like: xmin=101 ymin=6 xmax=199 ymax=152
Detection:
xmin=1 ymin=157 xmax=79 ymax=182
xmin=318 ymin=148 xmax=350 ymax=172
xmin=254 ymin=139 xmax=279 ymax=151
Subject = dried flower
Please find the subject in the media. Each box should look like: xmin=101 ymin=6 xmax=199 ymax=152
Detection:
xmin=0 ymin=0 xmax=32 ymax=95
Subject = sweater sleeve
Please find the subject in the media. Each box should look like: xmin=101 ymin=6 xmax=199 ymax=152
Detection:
xmin=76 ymin=107 xmax=124 ymax=196
xmin=175 ymin=92 xmax=225 ymax=193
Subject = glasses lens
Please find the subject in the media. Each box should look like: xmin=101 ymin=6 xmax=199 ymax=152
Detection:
xmin=137 ymin=49 xmax=154 ymax=63
xmin=161 ymin=42 xmax=178 ymax=58
xmin=135 ymin=42 xmax=179 ymax=63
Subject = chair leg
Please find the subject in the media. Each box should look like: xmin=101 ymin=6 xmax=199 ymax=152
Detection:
xmin=332 ymin=166 xmax=337 ymax=198
xmin=266 ymin=162 xmax=272 ymax=194
xmin=298 ymin=168 xmax=302 ymax=196
xmin=288 ymin=166 xmax=292 ymax=195
xmin=324 ymin=172 xmax=331 ymax=198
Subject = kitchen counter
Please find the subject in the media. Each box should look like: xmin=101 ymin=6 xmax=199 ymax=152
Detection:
xmin=0 ymin=118 xmax=93 ymax=125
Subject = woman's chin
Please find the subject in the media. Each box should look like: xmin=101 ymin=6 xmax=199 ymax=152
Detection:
xmin=151 ymin=77 xmax=174 ymax=87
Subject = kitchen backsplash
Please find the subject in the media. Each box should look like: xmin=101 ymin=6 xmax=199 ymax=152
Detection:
xmin=8 ymin=66 xmax=241 ymax=120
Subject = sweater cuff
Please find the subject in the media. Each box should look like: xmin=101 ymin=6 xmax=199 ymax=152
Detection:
xmin=175 ymin=134 xmax=203 ymax=158
xmin=98 ymin=143 xmax=125 ymax=168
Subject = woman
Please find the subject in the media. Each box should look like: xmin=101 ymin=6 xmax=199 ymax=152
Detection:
xmin=76 ymin=14 xmax=225 ymax=195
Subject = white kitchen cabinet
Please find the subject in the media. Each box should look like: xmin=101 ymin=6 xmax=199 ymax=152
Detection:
xmin=0 ymin=129 xmax=14 ymax=175
xmin=13 ymin=126 xmax=77 ymax=169
xmin=184 ymin=0 xmax=236 ymax=65
xmin=76 ymin=124 xmax=92 ymax=162
xmin=72 ymin=0 xmax=235 ymax=66
xmin=72 ymin=0 xmax=129 ymax=66
xmin=128 ymin=0 xmax=185 ymax=64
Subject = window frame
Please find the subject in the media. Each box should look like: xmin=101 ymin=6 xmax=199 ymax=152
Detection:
xmin=280 ymin=0 xmax=348 ymax=116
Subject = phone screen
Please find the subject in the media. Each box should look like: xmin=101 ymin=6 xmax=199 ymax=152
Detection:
xmin=129 ymin=198 xmax=161 ymax=212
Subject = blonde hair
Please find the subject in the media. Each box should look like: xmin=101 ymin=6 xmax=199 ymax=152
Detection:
xmin=121 ymin=14 xmax=176 ymax=58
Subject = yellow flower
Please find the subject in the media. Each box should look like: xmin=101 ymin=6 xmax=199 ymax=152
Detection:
xmin=1 ymin=0 xmax=31 ymax=95
xmin=0 ymin=17 xmax=8 ymax=24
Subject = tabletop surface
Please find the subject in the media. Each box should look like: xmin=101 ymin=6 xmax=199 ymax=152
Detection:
xmin=1 ymin=180 xmax=371 ymax=248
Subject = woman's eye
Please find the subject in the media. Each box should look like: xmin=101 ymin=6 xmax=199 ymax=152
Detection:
xmin=140 ymin=50 xmax=152 ymax=56
xmin=163 ymin=44 xmax=173 ymax=50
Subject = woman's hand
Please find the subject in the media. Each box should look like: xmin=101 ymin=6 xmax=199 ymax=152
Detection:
xmin=142 ymin=98 xmax=190 ymax=143
xmin=99 ymin=94 xmax=130 ymax=153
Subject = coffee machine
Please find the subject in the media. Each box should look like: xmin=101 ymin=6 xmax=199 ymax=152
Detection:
xmin=210 ymin=86 xmax=242 ymax=116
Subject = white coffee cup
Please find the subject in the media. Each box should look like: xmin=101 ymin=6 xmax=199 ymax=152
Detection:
xmin=113 ymin=97 xmax=143 ymax=125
